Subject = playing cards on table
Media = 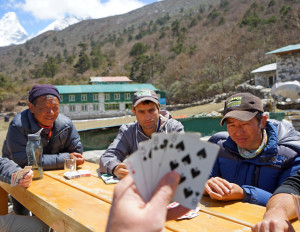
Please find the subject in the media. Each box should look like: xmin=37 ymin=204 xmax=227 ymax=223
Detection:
xmin=125 ymin=133 xmax=219 ymax=209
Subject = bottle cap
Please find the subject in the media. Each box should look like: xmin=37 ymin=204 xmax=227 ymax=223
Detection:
xmin=28 ymin=134 xmax=41 ymax=140
xmin=28 ymin=128 xmax=43 ymax=141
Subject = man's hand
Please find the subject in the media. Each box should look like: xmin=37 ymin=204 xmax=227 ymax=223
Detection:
xmin=69 ymin=152 xmax=85 ymax=166
xmin=106 ymin=171 xmax=183 ymax=232
xmin=251 ymin=218 xmax=295 ymax=232
xmin=252 ymin=198 xmax=296 ymax=232
xmin=18 ymin=170 xmax=33 ymax=188
xmin=113 ymin=163 xmax=129 ymax=179
xmin=204 ymin=177 xmax=232 ymax=197
xmin=204 ymin=177 xmax=245 ymax=201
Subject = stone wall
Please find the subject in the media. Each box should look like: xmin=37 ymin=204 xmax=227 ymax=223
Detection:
xmin=254 ymin=71 xmax=276 ymax=87
xmin=277 ymin=52 xmax=300 ymax=82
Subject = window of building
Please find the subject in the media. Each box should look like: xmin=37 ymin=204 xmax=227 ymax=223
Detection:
xmin=60 ymin=95 xmax=63 ymax=102
xmin=104 ymin=94 xmax=110 ymax=101
xmin=124 ymin=93 xmax=131 ymax=100
xmin=93 ymin=94 xmax=99 ymax=101
xmin=81 ymin=105 xmax=88 ymax=111
xmin=81 ymin=94 xmax=87 ymax=101
xmin=93 ymin=104 xmax=99 ymax=111
xmin=69 ymin=95 xmax=75 ymax=102
xmin=105 ymin=103 xmax=120 ymax=111
xmin=69 ymin=105 xmax=76 ymax=112
xmin=114 ymin=93 xmax=120 ymax=100
xmin=156 ymin=93 xmax=161 ymax=99
xmin=125 ymin=103 xmax=132 ymax=109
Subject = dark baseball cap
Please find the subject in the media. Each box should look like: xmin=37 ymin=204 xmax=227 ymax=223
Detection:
xmin=132 ymin=89 xmax=159 ymax=107
xmin=28 ymin=84 xmax=60 ymax=103
xmin=220 ymin=92 xmax=264 ymax=126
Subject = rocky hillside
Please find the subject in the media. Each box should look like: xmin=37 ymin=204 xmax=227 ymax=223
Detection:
xmin=0 ymin=0 xmax=299 ymax=110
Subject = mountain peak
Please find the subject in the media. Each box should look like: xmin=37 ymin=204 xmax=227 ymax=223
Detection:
xmin=37 ymin=16 xmax=84 ymax=35
xmin=0 ymin=12 xmax=28 ymax=47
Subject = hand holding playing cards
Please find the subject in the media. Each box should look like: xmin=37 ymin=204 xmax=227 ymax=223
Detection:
xmin=18 ymin=170 xmax=33 ymax=188
xmin=69 ymin=152 xmax=85 ymax=166
xmin=106 ymin=171 xmax=186 ymax=232
xmin=204 ymin=177 xmax=245 ymax=201
xmin=113 ymin=163 xmax=129 ymax=179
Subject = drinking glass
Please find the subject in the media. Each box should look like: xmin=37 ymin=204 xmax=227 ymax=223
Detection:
xmin=64 ymin=158 xmax=76 ymax=171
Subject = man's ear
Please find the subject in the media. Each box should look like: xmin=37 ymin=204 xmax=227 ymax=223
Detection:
xmin=28 ymin=102 xmax=34 ymax=113
xmin=260 ymin=115 xmax=268 ymax=129
xmin=132 ymin=107 xmax=136 ymax=116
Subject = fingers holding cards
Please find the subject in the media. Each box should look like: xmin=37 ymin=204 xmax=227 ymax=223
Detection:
xmin=11 ymin=166 xmax=32 ymax=187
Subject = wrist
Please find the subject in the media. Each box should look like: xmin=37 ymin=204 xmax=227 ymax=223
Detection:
xmin=112 ymin=165 xmax=118 ymax=176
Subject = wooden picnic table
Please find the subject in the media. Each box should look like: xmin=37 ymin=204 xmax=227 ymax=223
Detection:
xmin=0 ymin=161 xmax=299 ymax=232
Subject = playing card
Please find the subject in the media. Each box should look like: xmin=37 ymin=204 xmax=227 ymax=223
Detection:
xmin=138 ymin=140 xmax=153 ymax=193
xmin=11 ymin=172 xmax=17 ymax=187
xmin=151 ymin=133 xmax=173 ymax=192
xmin=172 ymin=135 xmax=219 ymax=209
xmin=177 ymin=206 xmax=200 ymax=220
xmin=125 ymin=150 xmax=151 ymax=202
xmin=100 ymin=174 xmax=119 ymax=184
xmin=153 ymin=133 xmax=201 ymax=195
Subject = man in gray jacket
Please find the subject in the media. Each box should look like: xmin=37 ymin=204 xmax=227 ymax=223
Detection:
xmin=100 ymin=89 xmax=184 ymax=179
xmin=2 ymin=84 xmax=84 ymax=215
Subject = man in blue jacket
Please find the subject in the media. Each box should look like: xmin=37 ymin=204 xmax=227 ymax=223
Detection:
xmin=2 ymin=84 xmax=84 ymax=215
xmin=204 ymin=92 xmax=300 ymax=206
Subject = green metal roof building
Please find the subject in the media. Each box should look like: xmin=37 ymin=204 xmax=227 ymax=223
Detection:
xmin=55 ymin=84 xmax=165 ymax=120
xmin=265 ymin=44 xmax=300 ymax=83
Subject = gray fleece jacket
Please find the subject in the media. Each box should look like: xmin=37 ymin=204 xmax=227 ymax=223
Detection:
xmin=99 ymin=111 xmax=184 ymax=175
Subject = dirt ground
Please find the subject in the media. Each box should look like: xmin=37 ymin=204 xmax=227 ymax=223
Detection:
xmin=0 ymin=102 xmax=224 ymax=153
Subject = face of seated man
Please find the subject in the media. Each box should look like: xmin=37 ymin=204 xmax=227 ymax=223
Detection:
xmin=28 ymin=95 xmax=60 ymax=127
xmin=225 ymin=116 xmax=266 ymax=151
xmin=132 ymin=101 xmax=159 ymax=137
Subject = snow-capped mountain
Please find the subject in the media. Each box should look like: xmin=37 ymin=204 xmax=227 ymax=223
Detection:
xmin=0 ymin=13 xmax=85 ymax=47
xmin=0 ymin=12 xmax=28 ymax=47
xmin=37 ymin=16 xmax=84 ymax=36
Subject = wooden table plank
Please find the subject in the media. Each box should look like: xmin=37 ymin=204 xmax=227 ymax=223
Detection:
xmin=0 ymin=175 xmax=111 ymax=232
xmin=200 ymin=196 xmax=300 ymax=230
xmin=44 ymin=167 xmax=115 ymax=204
xmin=166 ymin=211 xmax=251 ymax=232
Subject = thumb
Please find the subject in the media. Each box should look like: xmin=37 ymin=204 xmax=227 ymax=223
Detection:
xmin=149 ymin=171 xmax=180 ymax=209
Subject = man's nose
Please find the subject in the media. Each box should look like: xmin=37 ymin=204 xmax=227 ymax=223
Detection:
xmin=145 ymin=111 xmax=152 ymax=119
xmin=235 ymin=126 xmax=244 ymax=135
xmin=46 ymin=108 xmax=54 ymax=114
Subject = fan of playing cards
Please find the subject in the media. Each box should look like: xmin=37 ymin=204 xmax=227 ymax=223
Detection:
xmin=125 ymin=133 xmax=220 ymax=209
xmin=11 ymin=166 xmax=32 ymax=187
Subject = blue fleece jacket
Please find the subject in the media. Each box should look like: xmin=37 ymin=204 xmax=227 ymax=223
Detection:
xmin=208 ymin=119 xmax=300 ymax=206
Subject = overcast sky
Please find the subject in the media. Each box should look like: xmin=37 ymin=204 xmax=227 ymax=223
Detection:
xmin=0 ymin=0 xmax=159 ymax=36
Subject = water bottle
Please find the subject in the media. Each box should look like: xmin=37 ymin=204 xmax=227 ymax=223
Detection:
xmin=26 ymin=129 xmax=43 ymax=180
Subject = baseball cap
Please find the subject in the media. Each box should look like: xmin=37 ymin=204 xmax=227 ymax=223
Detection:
xmin=28 ymin=84 xmax=60 ymax=103
xmin=132 ymin=89 xmax=159 ymax=107
xmin=220 ymin=92 xmax=264 ymax=126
